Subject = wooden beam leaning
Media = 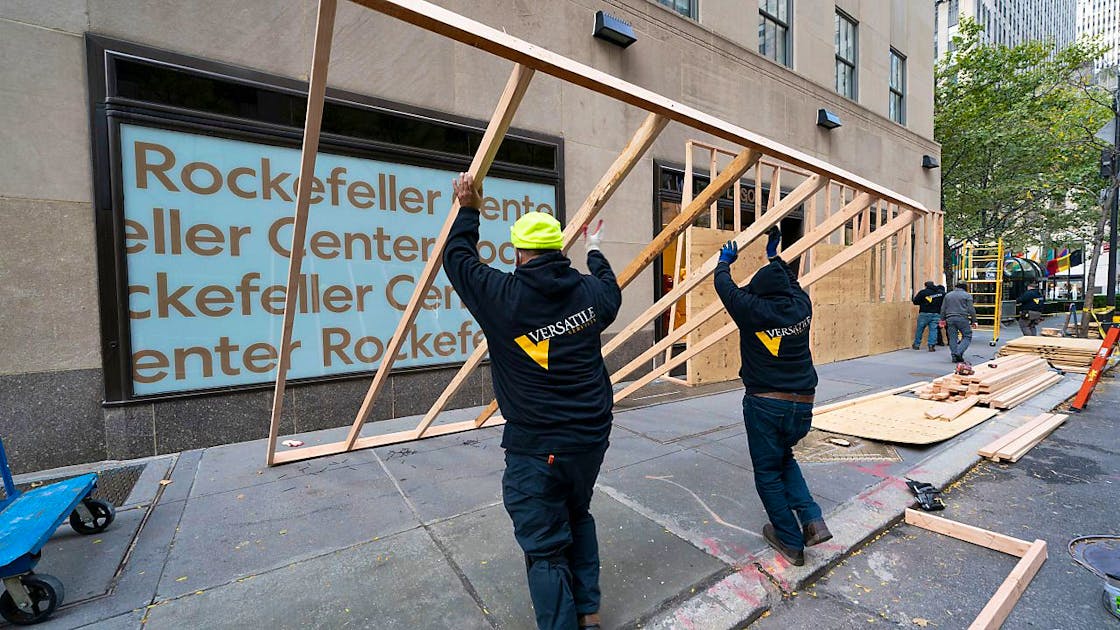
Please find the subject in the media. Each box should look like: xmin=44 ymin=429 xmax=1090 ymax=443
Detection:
xmin=613 ymin=209 xmax=917 ymax=402
xmin=410 ymin=112 xmax=669 ymax=438
xmin=614 ymin=148 xmax=761 ymax=287
xmin=601 ymin=174 xmax=827 ymax=360
xmin=335 ymin=64 xmax=535 ymax=451
xmin=609 ymin=192 xmax=874 ymax=384
xmin=266 ymin=0 xmax=338 ymax=466
xmin=349 ymin=0 xmax=927 ymax=212
xmin=970 ymin=540 xmax=1048 ymax=630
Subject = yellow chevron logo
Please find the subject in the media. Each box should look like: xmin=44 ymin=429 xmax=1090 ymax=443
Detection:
xmin=925 ymin=296 xmax=933 ymax=303
xmin=755 ymin=331 xmax=782 ymax=357
xmin=514 ymin=335 xmax=549 ymax=370
xmin=1033 ymin=298 xmax=1040 ymax=304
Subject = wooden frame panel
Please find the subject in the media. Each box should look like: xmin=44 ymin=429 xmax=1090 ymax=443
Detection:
xmin=265 ymin=0 xmax=941 ymax=465
xmin=904 ymin=509 xmax=1047 ymax=629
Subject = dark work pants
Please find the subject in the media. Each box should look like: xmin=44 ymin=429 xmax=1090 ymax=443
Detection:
xmin=743 ymin=394 xmax=822 ymax=551
xmin=946 ymin=315 xmax=973 ymax=358
xmin=503 ymin=446 xmax=606 ymax=630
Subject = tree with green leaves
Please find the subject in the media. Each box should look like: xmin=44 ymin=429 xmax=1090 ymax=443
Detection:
xmin=936 ymin=19 xmax=1113 ymax=254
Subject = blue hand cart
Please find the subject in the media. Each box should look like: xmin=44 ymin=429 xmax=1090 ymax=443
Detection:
xmin=0 ymin=438 xmax=115 ymax=625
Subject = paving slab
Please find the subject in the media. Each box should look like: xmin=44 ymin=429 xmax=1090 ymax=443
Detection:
xmin=429 ymin=493 xmax=727 ymax=629
xmin=143 ymin=528 xmax=491 ymax=630
xmin=613 ymin=400 xmax=740 ymax=445
xmin=375 ymin=431 xmax=506 ymax=524
xmin=29 ymin=506 xmax=145 ymax=603
xmin=156 ymin=461 xmax=417 ymax=598
xmin=601 ymin=426 xmax=683 ymax=473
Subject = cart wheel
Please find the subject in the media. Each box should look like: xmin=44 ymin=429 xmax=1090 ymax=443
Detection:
xmin=69 ymin=498 xmax=115 ymax=535
xmin=0 ymin=574 xmax=64 ymax=625
xmin=989 ymin=341 xmax=997 ymax=346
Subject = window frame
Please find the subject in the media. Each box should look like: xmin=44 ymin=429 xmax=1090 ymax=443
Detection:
xmin=889 ymin=47 xmax=906 ymax=125
xmin=758 ymin=0 xmax=792 ymax=68
xmin=655 ymin=0 xmax=699 ymax=20
xmin=835 ymin=9 xmax=859 ymax=100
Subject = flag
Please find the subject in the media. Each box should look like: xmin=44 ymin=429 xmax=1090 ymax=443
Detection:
xmin=1054 ymin=252 xmax=1071 ymax=273
xmin=1069 ymin=250 xmax=1083 ymax=268
xmin=1046 ymin=259 xmax=1058 ymax=276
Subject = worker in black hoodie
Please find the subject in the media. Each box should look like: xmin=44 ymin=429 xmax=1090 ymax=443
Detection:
xmin=443 ymin=174 xmax=622 ymax=630
xmin=911 ymin=281 xmax=945 ymax=351
xmin=713 ymin=226 xmax=830 ymax=567
xmin=1016 ymin=281 xmax=1045 ymax=336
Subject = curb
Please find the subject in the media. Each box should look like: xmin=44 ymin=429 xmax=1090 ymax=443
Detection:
xmin=646 ymin=379 xmax=1081 ymax=629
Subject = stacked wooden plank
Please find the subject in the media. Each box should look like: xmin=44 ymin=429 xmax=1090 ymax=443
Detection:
xmin=915 ymin=354 xmax=1062 ymax=410
xmin=997 ymin=336 xmax=1102 ymax=374
xmin=978 ymin=413 xmax=1069 ymax=462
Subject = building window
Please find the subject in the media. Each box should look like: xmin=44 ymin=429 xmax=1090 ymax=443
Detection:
xmin=889 ymin=48 xmax=906 ymax=124
xmin=948 ymin=0 xmax=959 ymax=27
xmin=759 ymin=0 xmax=791 ymax=67
xmin=835 ymin=10 xmax=857 ymax=99
xmin=656 ymin=0 xmax=697 ymax=19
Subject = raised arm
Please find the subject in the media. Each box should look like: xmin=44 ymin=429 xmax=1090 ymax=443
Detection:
xmin=583 ymin=221 xmax=622 ymax=326
xmin=442 ymin=173 xmax=510 ymax=314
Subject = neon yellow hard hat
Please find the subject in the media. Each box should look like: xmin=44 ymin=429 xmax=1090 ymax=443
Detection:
xmin=510 ymin=212 xmax=563 ymax=250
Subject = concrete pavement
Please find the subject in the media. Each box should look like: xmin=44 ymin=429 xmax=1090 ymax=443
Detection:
xmin=7 ymin=322 xmax=1096 ymax=629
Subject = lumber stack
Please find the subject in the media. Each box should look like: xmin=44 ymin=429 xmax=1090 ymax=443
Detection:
xmin=978 ymin=413 xmax=1069 ymax=462
xmin=915 ymin=354 xmax=1062 ymax=410
xmin=996 ymin=336 xmax=1102 ymax=374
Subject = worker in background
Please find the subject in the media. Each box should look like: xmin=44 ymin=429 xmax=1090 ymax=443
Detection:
xmin=911 ymin=280 xmax=945 ymax=352
xmin=443 ymin=173 xmax=621 ymax=630
xmin=940 ymin=282 xmax=978 ymax=364
xmin=713 ymin=226 xmax=830 ymax=568
xmin=1016 ymin=281 xmax=1045 ymax=336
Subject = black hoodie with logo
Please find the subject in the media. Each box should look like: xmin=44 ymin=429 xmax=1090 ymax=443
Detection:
xmin=713 ymin=257 xmax=818 ymax=395
xmin=443 ymin=207 xmax=623 ymax=454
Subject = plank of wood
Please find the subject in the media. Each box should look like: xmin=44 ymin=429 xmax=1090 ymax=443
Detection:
xmin=978 ymin=414 xmax=1056 ymax=459
xmin=999 ymin=414 xmax=1067 ymax=462
xmin=267 ymin=0 xmax=338 ymax=466
xmin=968 ymin=540 xmax=1048 ymax=630
xmin=904 ymin=509 xmax=1032 ymax=557
xmin=924 ymin=395 xmax=980 ymax=421
xmin=814 ymin=384 xmax=929 ymax=415
xmin=340 ymin=63 xmax=535 ymax=452
xmin=412 ymin=112 xmax=668 ymax=438
xmin=985 ymin=372 xmax=1061 ymax=408
xmin=993 ymin=374 xmax=1062 ymax=410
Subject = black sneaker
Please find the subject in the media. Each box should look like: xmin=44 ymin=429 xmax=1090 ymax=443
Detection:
xmin=928 ymin=344 xmax=936 ymax=352
xmin=763 ymin=524 xmax=805 ymax=566
xmin=911 ymin=343 xmax=921 ymax=350
xmin=951 ymin=354 xmax=961 ymax=363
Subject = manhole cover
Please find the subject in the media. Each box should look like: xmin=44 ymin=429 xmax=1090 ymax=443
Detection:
xmin=11 ymin=463 xmax=146 ymax=507
xmin=794 ymin=429 xmax=901 ymax=463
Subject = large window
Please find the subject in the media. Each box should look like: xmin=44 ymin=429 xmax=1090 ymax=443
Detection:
xmin=759 ymin=0 xmax=792 ymax=67
xmin=835 ymin=10 xmax=858 ymax=99
xmin=948 ymin=0 xmax=960 ymax=27
xmin=656 ymin=0 xmax=697 ymax=19
xmin=889 ymin=48 xmax=906 ymax=124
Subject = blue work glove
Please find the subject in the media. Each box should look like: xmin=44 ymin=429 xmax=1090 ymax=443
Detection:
xmin=718 ymin=241 xmax=738 ymax=265
xmin=765 ymin=226 xmax=782 ymax=259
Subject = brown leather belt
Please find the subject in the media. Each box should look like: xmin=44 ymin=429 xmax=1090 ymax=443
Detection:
xmin=752 ymin=391 xmax=815 ymax=404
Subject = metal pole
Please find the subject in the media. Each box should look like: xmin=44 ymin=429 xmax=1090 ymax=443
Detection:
xmin=1107 ymin=87 xmax=1119 ymax=320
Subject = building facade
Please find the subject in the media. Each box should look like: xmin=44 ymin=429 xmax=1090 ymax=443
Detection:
xmin=0 ymin=0 xmax=939 ymax=473
xmin=936 ymin=0 xmax=1077 ymax=57
xmin=1078 ymin=0 xmax=1120 ymax=73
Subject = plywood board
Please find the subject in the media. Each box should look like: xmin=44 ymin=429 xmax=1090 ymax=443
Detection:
xmin=812 ymin=395 xmax=999 ymax=444
xmin=684 ymin=226 xmax=766 ymax=384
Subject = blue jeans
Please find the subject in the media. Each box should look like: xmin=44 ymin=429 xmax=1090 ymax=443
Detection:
xmin=946 ymin=316 xmax=973 ymax=358
xmin=914 ymin=312 xmax=939 ymax=346
xmin=743 ymin=395 xmax=822 ymax=551
xmin=503 ymin=447 xmax=606 ymax=630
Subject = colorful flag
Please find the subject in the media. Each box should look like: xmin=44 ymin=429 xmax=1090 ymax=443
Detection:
xmin=1069 ymin=250 xmax=1083 ymax=268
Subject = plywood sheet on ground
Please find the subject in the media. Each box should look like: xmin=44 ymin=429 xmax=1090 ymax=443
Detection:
xmin=684 ymin=226 xmax=766 ymax=384
xmin=812 ymin=395 xmax=998 ymax=444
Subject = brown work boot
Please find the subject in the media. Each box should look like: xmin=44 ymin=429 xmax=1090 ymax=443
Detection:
xmin=578 ymin=613 xmax=602 ymax=629
xmin=763 ymin=524 xmax=805 ymax=566
xmin=803 ymin=519 xmax=833 ymax=547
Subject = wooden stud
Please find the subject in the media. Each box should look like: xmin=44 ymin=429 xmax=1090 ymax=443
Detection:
xmin=266 ymin=0 xmax=338 ymax=466
xmin=664 ymin=141 xmax=695 ymax=368
xmin=614 ymin=148 xmax=761 ymax=288
xmin=709 ymin=149 xmax=719 ymax=227
xmin=602 ymin=174 xmax=827 ymax=358
xmin=609 ymin=193 xmax=876 ymax=384
xmin=812 ymin=382 xmax=929 ymax=415
xmin=347 ymin=0 xmax=927 ymax=211
xmin=412 ymin=112 xmax=669 ymax=438
xmin=613 ymin=210 xmax=916 ymax=401
xmin=903 ymin=509 xmax=1033 ymax=557
xmin=969 ymin=540 xmax=1048 ymax=630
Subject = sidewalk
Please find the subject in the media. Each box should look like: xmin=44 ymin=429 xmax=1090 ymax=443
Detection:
xmin=10 ymin=322 xmax=1086 ymax=629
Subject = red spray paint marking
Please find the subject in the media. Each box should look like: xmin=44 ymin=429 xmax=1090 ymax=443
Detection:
xmin=674 ymin=610 xmax=698 ymax=630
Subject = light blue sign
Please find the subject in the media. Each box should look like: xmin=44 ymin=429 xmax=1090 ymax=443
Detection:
xmin=119 ymin=124 xmax=557 ymax=395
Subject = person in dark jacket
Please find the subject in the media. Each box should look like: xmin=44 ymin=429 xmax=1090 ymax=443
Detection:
xmin=443 ymin=173 xmax=622 ymax=630
xmin=1016 ymin=282 xmax=1045 ymax=336
xmin=911 ymin=281 xmax=945 ymax=351
xmin=940 ymin=282 xmax=978 ymax=363
xmin=712 ymin=226 xmax=830 ymax=567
